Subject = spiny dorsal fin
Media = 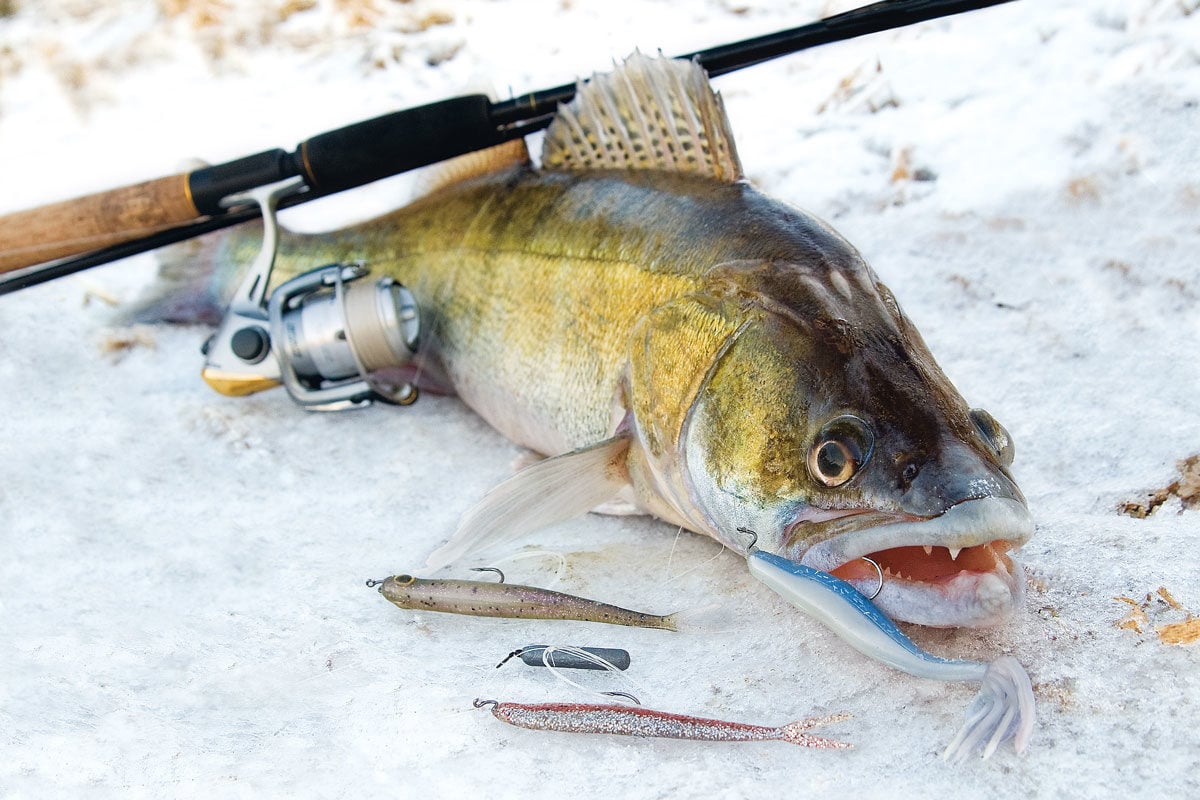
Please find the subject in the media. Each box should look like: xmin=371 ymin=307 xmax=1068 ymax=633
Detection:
xmin=541 ymin=51 xmax=743 ymax=182
xmin=412 ymin=138 xmax=531 ymax=197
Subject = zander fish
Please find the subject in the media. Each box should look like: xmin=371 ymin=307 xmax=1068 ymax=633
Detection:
xmin=144 ymin=54 xmax=1033 ymax=628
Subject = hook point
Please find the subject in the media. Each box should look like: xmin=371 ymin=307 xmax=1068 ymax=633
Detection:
xmin=470 ymin=566 xmax=505 ymax=584
xmin=860 ymin=556 xmax=884 ymax=600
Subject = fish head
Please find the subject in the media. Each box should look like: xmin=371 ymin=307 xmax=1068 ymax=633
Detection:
xmin=626 ymin=259 xmax=1032 ymax=628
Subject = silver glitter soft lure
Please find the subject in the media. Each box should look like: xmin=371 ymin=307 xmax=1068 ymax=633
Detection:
xmin=473 ymin=699 xmax=852 ymax=749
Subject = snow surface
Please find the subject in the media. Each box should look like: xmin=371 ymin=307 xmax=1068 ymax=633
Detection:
xmin=2 ymin=1 xmax=1199 ymax=797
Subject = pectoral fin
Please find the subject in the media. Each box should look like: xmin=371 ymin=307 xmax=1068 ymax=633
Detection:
xmin=424 ymin=435 xmax=632 ymax=570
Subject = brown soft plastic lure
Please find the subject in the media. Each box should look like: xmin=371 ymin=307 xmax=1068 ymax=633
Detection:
xmin=473 ymin=699 xmax=852 ymax=749
xmin=372 ymin=574 xmax=679 ymax=631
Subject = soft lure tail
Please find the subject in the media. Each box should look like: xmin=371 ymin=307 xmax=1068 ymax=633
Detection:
xmin=747 ymin=550 xmax=1035 ymax=762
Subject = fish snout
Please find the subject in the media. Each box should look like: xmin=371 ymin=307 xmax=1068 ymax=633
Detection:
xmin=898 ymin=440 xmax=1025 ymax=518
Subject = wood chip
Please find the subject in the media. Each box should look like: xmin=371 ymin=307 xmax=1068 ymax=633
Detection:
xmin=1113 ymin=596 xmax=1147 ymax=633
xmin=1157 ymin=586 xmax=1183 ymax=610
xmin=1115 ymin=588 xmax=1197 ymax=644
xmin=1118 ymin=454 xmax=1200 ymax=517
xmin=1156 ymin=618 xmax=1200 ymax=646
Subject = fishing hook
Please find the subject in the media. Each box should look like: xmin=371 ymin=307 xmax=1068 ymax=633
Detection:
xmin=473 ymin=698 xmax=499 ymax=709
xmin=734 ymin=528 xmax=882 ymax=600
xmin=365 ymin=577 xmax=387 ymax=589
xmin=600 ymin=691 xmax=642 ymax=705
xmin=470 ymin=566 xmax=506 ymax=584
xmin=736 ymin=526 xmax=758 ymax=552
xmin=860 ymin=556 xmax=884 ymax=600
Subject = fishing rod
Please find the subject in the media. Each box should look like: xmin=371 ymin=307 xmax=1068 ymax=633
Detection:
xmin=0 ymin=0 xmax=1016 ymax=296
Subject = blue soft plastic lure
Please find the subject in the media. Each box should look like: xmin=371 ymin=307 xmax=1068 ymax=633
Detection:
xmin=748 ymin=550 xmax=1035 ymax=762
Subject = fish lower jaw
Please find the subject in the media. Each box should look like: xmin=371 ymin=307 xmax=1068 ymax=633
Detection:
xmin=796 ymin=496 xmax=1033 ymax=628
xmin=873 ymin=566 xmax=1020 ymax=628
xmin=831 ymin=551 xmax=1023 ymax=628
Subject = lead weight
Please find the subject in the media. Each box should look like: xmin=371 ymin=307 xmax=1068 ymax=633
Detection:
xmin=496 ymin=645 xmax=631 ymax=671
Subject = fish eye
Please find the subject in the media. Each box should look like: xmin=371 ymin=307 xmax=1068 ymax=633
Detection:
xmin=810 ymin=440 xmax=856 ymax=486
xmin=395 ymin=574 xmax=416 ymax=586
xmin=808 ymin=415 xmax=874 ymax=488
xmin=969 ymin=408 xmax=1014 ymax=467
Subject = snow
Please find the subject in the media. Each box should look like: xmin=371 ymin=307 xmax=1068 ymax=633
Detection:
xmin=2 ymin=1 xmax=1199 ymax=797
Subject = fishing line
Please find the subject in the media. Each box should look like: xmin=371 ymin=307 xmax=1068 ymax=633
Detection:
xmin=665 ymin=525 xmax=684 ymax=577
xmin=538 ymin=644 xmax=645 ymax=705
xmin=487 ymin=549 xmax=569 ymax=587
xmin=496 ymin=645 xmax=632 ymax=671
xmin=665 ymin=540 xmax=727 ymax=584
xmin=665 ymin=524 xmax=728 ymax=583
xmin=405 ymin=289 xmax=450 ymax=401
xmin=540 ymin=647 xmax=643 ymax=705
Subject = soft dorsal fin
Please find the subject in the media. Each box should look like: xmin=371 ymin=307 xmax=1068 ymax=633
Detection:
xmin=412 ymin=138 xmax=531 ymax=197
xmin=541 ymin=51 xmax=743 ymax=182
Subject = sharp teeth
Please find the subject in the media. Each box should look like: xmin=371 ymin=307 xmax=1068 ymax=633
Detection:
xmin=922 ymin=545 xmax=933 ymax=556
xmin=948 ymin=547 xmax=963 ymax=561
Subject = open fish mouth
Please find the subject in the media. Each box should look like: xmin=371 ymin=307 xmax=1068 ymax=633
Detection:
xmin=792 ymin=497 xmax=1034 ymax=628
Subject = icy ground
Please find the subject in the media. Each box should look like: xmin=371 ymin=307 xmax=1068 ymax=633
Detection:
xmin=1 ymin=1 xmax=1198 ymax=798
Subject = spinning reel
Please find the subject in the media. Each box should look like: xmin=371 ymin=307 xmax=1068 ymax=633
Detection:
xmin=200 ymin=178 xmax=420 ymax=412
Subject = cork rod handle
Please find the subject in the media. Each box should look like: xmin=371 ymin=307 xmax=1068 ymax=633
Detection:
xmin=0 ymin=173 xmax=200 ymax=274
